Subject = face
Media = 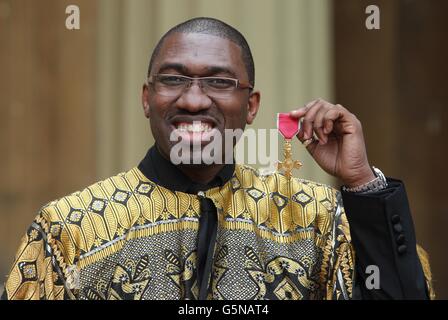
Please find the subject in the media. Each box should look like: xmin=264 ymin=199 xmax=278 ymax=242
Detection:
xmin=142 ymin=32 xmax=260 ymax=164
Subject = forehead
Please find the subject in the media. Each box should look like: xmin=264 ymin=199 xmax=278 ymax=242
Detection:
xmin=152 ymin=32 xmax=246 ymax=77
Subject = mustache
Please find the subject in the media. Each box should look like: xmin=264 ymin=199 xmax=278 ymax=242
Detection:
xmin=166 ymin=109 xmax=224 ymax=125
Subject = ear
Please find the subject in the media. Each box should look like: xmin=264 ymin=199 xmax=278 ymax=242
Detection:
xmin=142 ymin=83 xmax=150 ymax=118
xmin=246 ymin=90 xmax=260 ymax=125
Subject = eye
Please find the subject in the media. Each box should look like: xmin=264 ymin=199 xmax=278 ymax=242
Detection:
xmin=158 ymin=75 xmax=188 ymax=86
xmin=205 ymin=78 xmax=235 ymax=89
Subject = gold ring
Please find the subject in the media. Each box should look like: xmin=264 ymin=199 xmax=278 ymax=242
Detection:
xmin=303 ymin=138 xmax=314 ymax=147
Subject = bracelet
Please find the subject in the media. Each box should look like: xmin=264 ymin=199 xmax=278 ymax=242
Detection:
xmin=342 ymin=166 xmax=388 ymax=193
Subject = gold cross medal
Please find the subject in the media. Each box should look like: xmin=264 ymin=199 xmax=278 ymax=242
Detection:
xmin=277 ymin=113 xmax=302 ymax=179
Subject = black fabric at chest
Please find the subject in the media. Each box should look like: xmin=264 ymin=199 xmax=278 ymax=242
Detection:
xmin=197 ymin=197 xmax=217 ymax=299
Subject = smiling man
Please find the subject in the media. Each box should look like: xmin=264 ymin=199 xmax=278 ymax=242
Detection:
xmin=2 ymin=17 xmax=433 ymax=300
xmin=144 ymin=29 xmax=259 ymax=178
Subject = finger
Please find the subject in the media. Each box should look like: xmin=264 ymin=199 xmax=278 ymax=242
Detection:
xmin=301 ymin=99 xmax=325 ymax=140
xmin=293 ymin=99 xmax=320 ymax=140
xmin=314 ymin=103 xmax=334 ymax=144
xmin=297 ymin=116 xmax=307 ymax=141
xmin=303 ymin=136 xmax=319 ymax=158
xmin=313 ymin=123 xmax=326 ymax=145
xmin=297 ymin=121 xmax=318 ymax=144
xmin=289 ymin=99 xmax=319 ymax=119
xmin=322 ymin=106 xmax=344 ymax=134
xmin=297 ymin=122 xmax=305 ymax=140
xmin=296 ymin=118 xmax=310 ymax=143
xmin=323 ymin=118 xmax=334 ymax=135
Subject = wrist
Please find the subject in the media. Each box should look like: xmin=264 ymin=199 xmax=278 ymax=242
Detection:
xmin=342 ymin=166 xmax=376 ymax=188
xmin=342 ymin=166 xmax=388 ymax=193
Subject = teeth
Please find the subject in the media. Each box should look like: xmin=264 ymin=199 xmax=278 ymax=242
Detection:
xmin=176 ymin=122 xmax=212 ymax=133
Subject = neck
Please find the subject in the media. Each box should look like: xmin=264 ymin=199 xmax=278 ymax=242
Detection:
xmin=155 ymin=144 xmax=227 ymax=185
xmin=177 ymin=163 xmax=225 ymax=185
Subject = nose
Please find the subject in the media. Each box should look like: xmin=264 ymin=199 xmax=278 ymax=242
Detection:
xmin=175 ymin=81 xmax=212 ymax=113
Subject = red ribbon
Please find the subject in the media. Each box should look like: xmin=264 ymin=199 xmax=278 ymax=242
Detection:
xmin=277 ymin=113 xmax=299 ymax=139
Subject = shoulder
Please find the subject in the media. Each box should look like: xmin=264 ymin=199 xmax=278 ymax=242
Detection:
xmin=40 ymin=167 xmax=144 ymax=219
xmin=35 ymin=167 xmax=147 ymax=262
xmin=232 ymin=165 xmax=348 ymax=237
xmin=234 ymin=164 xmax=340 ymax=199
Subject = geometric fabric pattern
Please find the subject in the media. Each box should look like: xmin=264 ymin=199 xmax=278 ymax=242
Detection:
xmin=2 ymin=165 xmax=355 ymax=300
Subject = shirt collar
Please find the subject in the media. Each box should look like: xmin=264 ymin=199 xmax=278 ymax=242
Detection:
xmin=137 ymin=145 xmax=235 ymax=194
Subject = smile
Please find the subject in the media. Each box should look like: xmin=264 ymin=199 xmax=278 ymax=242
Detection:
xmin=174 ymin=121 xmax=214 ymax=133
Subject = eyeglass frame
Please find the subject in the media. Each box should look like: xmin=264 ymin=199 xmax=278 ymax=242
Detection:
xmin=147 ymin=73 xmax=254 ymax=98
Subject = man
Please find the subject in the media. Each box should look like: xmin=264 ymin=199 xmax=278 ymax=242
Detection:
xmin=2 ymin=17 xmax=433 ymax=300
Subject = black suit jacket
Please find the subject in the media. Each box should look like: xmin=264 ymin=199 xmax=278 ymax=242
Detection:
xmin=342 ymin=178 xmax=429 ymax=299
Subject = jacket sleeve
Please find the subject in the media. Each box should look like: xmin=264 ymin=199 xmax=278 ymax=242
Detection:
xmin=1 ymin=209 xmax=77 ymax=300
xmin=341 ymin=178 xmax=433 ymax=299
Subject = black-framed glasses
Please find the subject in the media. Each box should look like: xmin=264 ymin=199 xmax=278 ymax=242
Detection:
xmin=147 ymin=74 xmax=253 ymax=98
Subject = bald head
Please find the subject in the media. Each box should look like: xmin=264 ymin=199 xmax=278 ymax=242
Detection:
xmin=147 ymin=17 xmax=255 ymax=87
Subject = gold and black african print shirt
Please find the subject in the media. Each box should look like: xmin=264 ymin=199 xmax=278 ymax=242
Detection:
xmin=2 ymin=151 xmax=355 ymax=300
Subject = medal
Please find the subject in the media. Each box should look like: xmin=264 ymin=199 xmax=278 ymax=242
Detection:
xmin=277 ymin=113 xmax=302 ymax=178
